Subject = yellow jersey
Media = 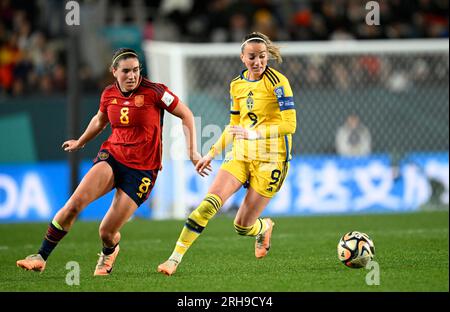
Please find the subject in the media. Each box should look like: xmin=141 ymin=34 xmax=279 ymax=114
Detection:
xmin=228 ymin=66 xmax=296 ymax=162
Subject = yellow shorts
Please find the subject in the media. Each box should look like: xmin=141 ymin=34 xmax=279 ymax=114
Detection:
xmin=220 ymin=156 xmax=290 ymax=198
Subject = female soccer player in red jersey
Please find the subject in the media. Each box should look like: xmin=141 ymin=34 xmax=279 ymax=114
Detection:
xmin=16 ymin=48 xmax=209 ymax=276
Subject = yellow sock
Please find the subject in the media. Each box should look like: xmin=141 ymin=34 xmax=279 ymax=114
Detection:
xmin=170 ymin=194 xmax=222 ymax=262
xmin=234 ymin=218 xmax=268 ymax=237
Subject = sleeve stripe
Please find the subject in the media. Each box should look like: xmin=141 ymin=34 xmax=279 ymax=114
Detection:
xmin=143 ymin=82 xmax=164 ymax=94
xmin=230 ymin=110 xmax=240 ymax=115
xmin=266 ymin=68 xmax=280 ymax=84
xmin=142 ymin=80 xmax=164 ymax=94
xmin=147 ymin=85 xmax=164 ymax=96
xmin=264 ymin=72 xmax=276 ymax=86
xmin=154 ymin=84 xmax=165 ymax=94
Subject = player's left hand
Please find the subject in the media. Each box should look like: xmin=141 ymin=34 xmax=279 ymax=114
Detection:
xmin=191 ymin=152 xmax=212 ymax=177
xmin=229 ymin=126 xmax=260 ymax=140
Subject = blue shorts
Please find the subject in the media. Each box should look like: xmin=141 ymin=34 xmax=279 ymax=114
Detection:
xmin=93 ymin=149 xmax=158 ymax=207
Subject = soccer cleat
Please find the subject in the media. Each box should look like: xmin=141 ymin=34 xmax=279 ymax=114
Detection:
xmin=93 ymin=245 xmax=120 ymax=276
xmin=157 ymin=259 xmax=179 ymax=276
xmin=16 ymin=254 xmax=46 ymax=272
xmin=255 ymin=218 xmax=275 ymax=259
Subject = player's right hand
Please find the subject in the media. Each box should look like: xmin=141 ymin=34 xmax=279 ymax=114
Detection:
xmin=62 ymin=140 xmax=84 ymax=152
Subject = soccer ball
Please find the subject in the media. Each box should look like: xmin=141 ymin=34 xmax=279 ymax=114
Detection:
xmin=337 ymin=231 xmax=375 ymax=268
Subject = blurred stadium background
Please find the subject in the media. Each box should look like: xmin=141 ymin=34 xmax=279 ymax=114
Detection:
xmin=0 ymin=0 xmax=448 ymax=222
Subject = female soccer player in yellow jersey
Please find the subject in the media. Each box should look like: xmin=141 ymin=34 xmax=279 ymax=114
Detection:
xmin=158 ymin=32 xmax=297 ymax=275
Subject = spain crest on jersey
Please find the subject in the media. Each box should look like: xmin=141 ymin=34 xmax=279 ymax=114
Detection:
xmin=135 ymin=95 xmax=144 ymax=107
xmin=246 ymin=91 xmax=254 ymax=111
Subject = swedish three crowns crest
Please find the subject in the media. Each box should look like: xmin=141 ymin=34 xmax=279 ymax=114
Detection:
xmin=246 ymin=91 xmax=254 ymax=111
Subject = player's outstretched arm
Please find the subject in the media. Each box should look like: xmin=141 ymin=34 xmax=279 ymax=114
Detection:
xmin=228 ymin=109 xmax=296 ymax=140
xmin=62 ymin=110 xmax=109 ymax=152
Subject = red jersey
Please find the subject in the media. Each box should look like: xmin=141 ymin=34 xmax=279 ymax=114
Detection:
xmin=98 ymin=77 xmax=179 ymax=170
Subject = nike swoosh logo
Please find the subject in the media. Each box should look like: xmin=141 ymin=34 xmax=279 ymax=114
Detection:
xmin=106 ymin=267 xmax=113 ymax=274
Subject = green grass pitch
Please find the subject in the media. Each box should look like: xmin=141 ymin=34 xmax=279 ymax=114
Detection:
xmin=0 ymin=211 xmax=448 ymax=292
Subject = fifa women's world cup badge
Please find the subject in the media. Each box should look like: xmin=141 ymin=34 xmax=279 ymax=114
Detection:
xmin=246 ymin=91 xmax=254 ymax=111
xmin=97 ymin=151 xmax=109 ymax=160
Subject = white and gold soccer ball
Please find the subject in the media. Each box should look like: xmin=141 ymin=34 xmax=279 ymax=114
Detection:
xmin=337 ymin=231 xmax=375 ymax=268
